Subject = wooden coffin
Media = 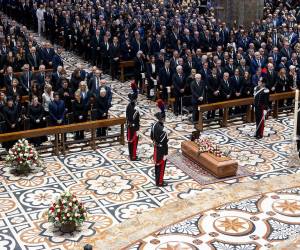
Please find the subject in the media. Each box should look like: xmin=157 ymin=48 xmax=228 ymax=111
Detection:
xmin=181 ymin=141 xmax=238 ymax=178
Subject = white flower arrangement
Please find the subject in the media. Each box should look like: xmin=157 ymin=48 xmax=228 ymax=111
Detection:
xmin=5 ymin=139 xmax=42 ymax=174
xmin=48 ymin=191 xmax=87 ymax=227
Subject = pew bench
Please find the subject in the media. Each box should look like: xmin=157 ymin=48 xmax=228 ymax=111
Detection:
xmin=120 ymin=60 xmax=135 ymax=82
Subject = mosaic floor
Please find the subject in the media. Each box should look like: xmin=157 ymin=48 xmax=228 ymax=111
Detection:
xmin=126 ymin=187 xmax=300 ymax=250
xmin=0 ymin=15 xmax=299 ymax=250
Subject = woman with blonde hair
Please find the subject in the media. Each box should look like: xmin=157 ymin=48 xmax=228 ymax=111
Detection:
xmin=78 ymin=81 xmax=91 ymax=107
xmin=42 ymin=83 xmax=54 ymax=115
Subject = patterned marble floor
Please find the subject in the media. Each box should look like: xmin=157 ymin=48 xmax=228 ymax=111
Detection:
xmin=126 ymin=187 xmax=300 ymax=250
xmin=0 ymin=15 xmax=299 ymax=250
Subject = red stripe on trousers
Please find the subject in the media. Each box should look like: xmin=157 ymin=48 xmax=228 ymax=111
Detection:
xmin=132 ymin=131 xmax=137 ymax=159
xmin=158 ymin=159 xmax=165 ymax=185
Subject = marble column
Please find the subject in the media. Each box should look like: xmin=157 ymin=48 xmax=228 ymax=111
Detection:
xmin=212 ymin=0 xmax=264 ymax=28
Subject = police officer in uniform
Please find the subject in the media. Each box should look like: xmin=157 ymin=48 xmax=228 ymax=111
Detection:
xmin=126 ymin=93 xmax=140 ymax=161
xmin=254 ymin=78 xmax=269 ymax=139
xmin=151 ymin=112 xmax=168 ymax=186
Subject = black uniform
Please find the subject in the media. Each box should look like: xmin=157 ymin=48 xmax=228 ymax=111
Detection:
xmin=126 ymin=97 xmax=140 ymax=161
xmin=151 ymin=117 xmax=168 ymax=186
xmin=254 ymin=86 xmax=269 ymax=138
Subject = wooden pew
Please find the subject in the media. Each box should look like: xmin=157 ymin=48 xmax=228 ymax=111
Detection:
xmin=196 ymin=91 xmax=295 ymax=131
xmin=0 ymin=117 xmax=126 ymax=155
xmin=119 ymin=60 xmax=135 ymax=82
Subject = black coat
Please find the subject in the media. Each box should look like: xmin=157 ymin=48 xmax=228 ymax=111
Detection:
xmin=28 ymin=103 xmax=45 ymax=129
xmin=72 ymin=100 xmax=88 ymax=123
xmin=190 ymin=80 xmax=206 ymax=105
xmin=172 ymin=73 xmax=185 ymax=96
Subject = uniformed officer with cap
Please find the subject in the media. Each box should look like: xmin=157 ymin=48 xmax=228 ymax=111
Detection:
xmin=126 ymin=92 xmax=140 ymax=161
xmin=254 ymin=77 xmax=269 ymax=139
xmin=151 ymin=111 xmax=168 ymax=186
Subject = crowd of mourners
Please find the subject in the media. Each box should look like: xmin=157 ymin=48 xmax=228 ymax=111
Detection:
xmin=0 ymin=0 xmax=299 ymax=148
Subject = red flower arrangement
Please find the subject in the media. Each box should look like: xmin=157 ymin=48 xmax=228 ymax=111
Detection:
xmin=48 ymin=192 xmax=87 ymax=228
xmin=194 ymin=137 xmax=224 ymax=158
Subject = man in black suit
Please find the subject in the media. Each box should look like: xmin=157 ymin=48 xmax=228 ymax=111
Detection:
xmin=190 ymin=74 xmax=206 ymax=123
xmin=90 ymin=29 xmax=102 ymax=67
xmin=220 ymin=72 xmax=232 ymax=102
xmin=34 ymin=64 xmax=47 ymax=90
xmin=51 ymin=66 xmax=64 ymax=91
xmin=42 ymin=42 xmax=55 ymax=68
xmin=100 ymin=35 xmax=111 ymax=73
xmin=158 ymin=60 xmax=173 ymax=101
xmin=280 ymin=42 xmax=292 ymax=60
xmin=90 ymin=69 xmax=102 ymax=94
xmin=4 ymin=66 xmax=15 ymax=88
xmin=172 ymin=65 xmax=185 ymax=116
xmin=26 ymin=46 xmax=41 ymax=71
xmin=109 ymin=36 xmax=120 ymax=81
xmin=225 ymin=58 xmax=236 ymax=77
xmin=207 ymin=67 xmax=221 ymax=118
xmin=19 ymin=64 xmax=33 ymax=95
xmin=134 ymin=51 xmax=146 ymax=93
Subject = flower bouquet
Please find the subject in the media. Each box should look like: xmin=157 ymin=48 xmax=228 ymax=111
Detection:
xmin=5 ymin=139 xmax=43 ymax=175
xmin=194 ymin=136 xmax=227 ymax=158
xmin=48 ymin=192 xmax=87 ymax=233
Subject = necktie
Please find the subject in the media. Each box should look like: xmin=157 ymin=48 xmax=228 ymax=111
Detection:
xmin=27 ymin=72 xmax=30 ymax=88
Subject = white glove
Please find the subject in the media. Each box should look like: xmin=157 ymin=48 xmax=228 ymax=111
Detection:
xmin=79 ymin=115 xmax=83 ymax=119
xmin=263 ymin=110 xmax=268 ymax=116
xmin=36 ymin=119 xmax=40 ymax=123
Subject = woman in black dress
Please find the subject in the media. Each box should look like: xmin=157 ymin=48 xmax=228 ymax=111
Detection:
xmin=72 ymin=90 xmax=88 ymax=140
xmin=2 ymin=97 xmax=21 ymax=150
xmin=28 ymin=95 xmax=47 ymax=146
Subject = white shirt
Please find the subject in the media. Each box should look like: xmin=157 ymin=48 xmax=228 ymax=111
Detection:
xmin=36 ymin=8 xmax=45 ymax=21
xmin=42 ymin=91 xmax=54 ymax=112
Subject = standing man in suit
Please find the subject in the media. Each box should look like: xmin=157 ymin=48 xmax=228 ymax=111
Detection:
xmin=109 ymin=36 xmax=120 ymax=81
xmin=52 ymin=47 xmax=64 ymax=71
xmin=27 ymin=47 xmax=40 ymax=71
xmin=151 ymin=111 xmax=168 ymax=187
xmin=48 ymin=92 xmax=66 ymax=126
xmin=126 ymin=93 xmax=140 ymax=161
xmin=190 ymin=74 xmax=206 ymax=123
xmin=35 ymin=65 xmax=47 ymax=90
xmin=158 ymin=60 xmax=172 ymax=101
xmin=90 ymin=69 xmax=102 ymax=94
xmin=91 ymin=29 xmax=102 ymax=67
xmin=20 ymin=64 xmax=33 ymax=95
xmin=172 ymin=65 xmax=185 ymax=116
xmin=220 ymin=72 xmax=233 ymax=116
xmin=4 ymin=66 xmax=15 ymax=88
xmin=207 ymin=67 xmax=221 ymax=119
xmin=134 ymin=51 xmax=146 ymax=93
